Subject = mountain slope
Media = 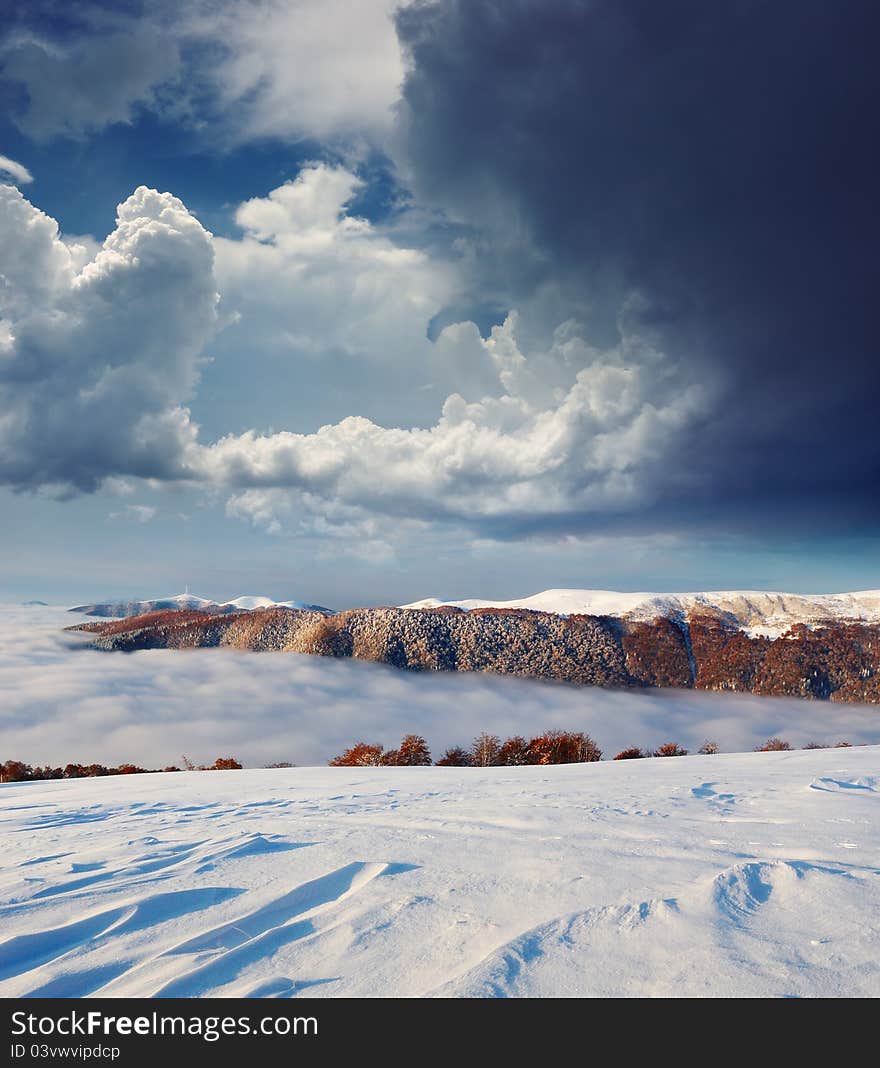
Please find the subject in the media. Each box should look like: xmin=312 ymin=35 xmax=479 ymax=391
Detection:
xmin=71 ymin=601 xmax=880 ymax=704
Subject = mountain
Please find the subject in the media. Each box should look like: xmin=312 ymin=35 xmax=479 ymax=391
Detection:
xmin=402 ymin=588 xmax=880 ymax=638
xmin=70 ymin=588 xmax=880 ymax=704
xmin=68 ymin=593 xmax=332 ymax=618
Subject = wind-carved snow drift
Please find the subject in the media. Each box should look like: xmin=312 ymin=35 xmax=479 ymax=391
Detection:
xmin=1 ymin=748 xmax=878 ymax=998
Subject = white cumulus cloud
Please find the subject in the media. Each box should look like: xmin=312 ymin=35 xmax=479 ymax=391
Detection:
xmin=0 ymin=183 xmax=217 ymax=492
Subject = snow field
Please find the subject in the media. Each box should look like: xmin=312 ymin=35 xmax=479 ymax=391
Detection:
xmin=1 ymin=746 xmax=878 ymax=998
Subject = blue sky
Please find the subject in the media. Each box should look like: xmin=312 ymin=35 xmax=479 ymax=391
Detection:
xmin=1 ymin=1 xmax=878 ymax=606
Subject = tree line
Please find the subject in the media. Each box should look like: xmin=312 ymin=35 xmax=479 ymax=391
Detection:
xmin=0 ymin=755 xmax=243 ymax=783
xmin=328 ymin=732 xmax=854 ymax=766
xmin=2 ymin=735 xmax=855 ymax=781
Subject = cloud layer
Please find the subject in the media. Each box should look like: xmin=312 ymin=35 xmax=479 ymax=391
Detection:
xmin=1 ymin=1 xmax=877 ymax=561
xmin=3 ymin=606 xmax=877 ymax=768
xmin=1 ymin=1 xmax=401 ymax=146
xmin=1 ymin=171 xmax=706 ymax=544
xmin=203 ymin=309 xmax=706 ymax=535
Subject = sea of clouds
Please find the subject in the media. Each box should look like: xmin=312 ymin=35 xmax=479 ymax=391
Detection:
xmin=1 ymin=604 xmax=878 ymax=769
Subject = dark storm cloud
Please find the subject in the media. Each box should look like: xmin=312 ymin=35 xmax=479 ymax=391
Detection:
xmin=395 ymin=0 xmax=880 ymax=529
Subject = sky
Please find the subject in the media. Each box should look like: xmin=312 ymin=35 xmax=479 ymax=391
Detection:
xmin=1 ymin=0 xmax=878 ymax=608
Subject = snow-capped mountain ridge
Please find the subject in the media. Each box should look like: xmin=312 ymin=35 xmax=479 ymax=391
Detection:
xmin=401 ymin=588 xmax=880 ymax=637
xmin=69 ymin=593 xmax=331 ymax=618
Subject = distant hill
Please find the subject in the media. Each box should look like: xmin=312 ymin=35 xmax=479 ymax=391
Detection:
xmin=401 ymin=588 xmax=880 ymax=639
xmin=68 ymin=592 xmax=332 ymax=618
xmin=70 ymin=587 xmax=880 ymax=705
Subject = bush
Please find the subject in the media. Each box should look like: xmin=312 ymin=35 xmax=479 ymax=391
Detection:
xmin=613 ymin=747 xmax=646 ymax=760
xmin=835 ymin=740 xmax=853 ymax=747
xmin=207 ymin=757 xmax=243 ymax=771
xmin=497 ymin=736 xmax=531 ymax=766
xmin=394 ymin=734 xmax=432 ymax=766
xmin=329 ymin=742 xmax=385 ymax=767
xmin=1 ymin=760 xmax=33 ymax=783
xmin=755 ymin=737 xmax=792 ymax=752
xmin=528 ymin=730 xmax=602 ymax=764
xmin=264 ymin=761 xmax=295 ymax=769
xmin=435 ymin=746 xmax=472 ymax=767
xmin=698 ymin=741 xmax=719 ymax=755
xmin=803 ymin=742 xmax=828 ymax=750
xmin=653 ymin=743 xmax=688 ymax=757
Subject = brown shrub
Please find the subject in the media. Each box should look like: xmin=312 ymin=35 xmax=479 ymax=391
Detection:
xmin=528 ymin=730 xmax=602 ymax=764
xmin=613 ymin=747 xmax=647 ymax=760
xmin=698 ymin=741 xmax=720 ymax=755
xmin=329 ymin=742 xmax=386 ymax=767
xmin=755 ymin=737 xmax=792 ymax=752
xmin=1 ymin=760 xmax=33 ymax=783
xmin=497 ymin=736 xmax=531 ymax=765
xmin=653 ymin=742 xmax=688 ymax=757
xmin=435 ymin=746 xmax=472 ymax=767
xmin=207 ymin=757 xmax=243 ymax=771
xmin=394 ymin=734 xmax=432 ymax=766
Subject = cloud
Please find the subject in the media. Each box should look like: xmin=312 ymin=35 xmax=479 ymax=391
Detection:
xmin=0 ymin=182 xmax=217 ymax=492
xmin=0 ymin=175 xmax=706 ymax=545
xmin=2 ymin=605 xmax=877 ymax=768
xmin=393 ymin=0 xmax=880 ymax=530
xmin=0 ymin=154 xmax=32 ymax=184
xmin=184 ymin=0 xmax=403 ymax=145
xmin=1 ymin=1 xmax=402 ymax=146
xmin=109 ymin=504 xmax=156 ymax=524
xmin=0 ymin=22 xmax=182 ymax=140
xmin=199 ymin=308 xmax=707 ymax=535
xmin=211 ymin=163 xmax=461 ymax=402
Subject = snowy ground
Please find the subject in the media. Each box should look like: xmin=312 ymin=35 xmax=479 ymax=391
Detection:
xmin=1 ymin=747 xmax=878 ymax=998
